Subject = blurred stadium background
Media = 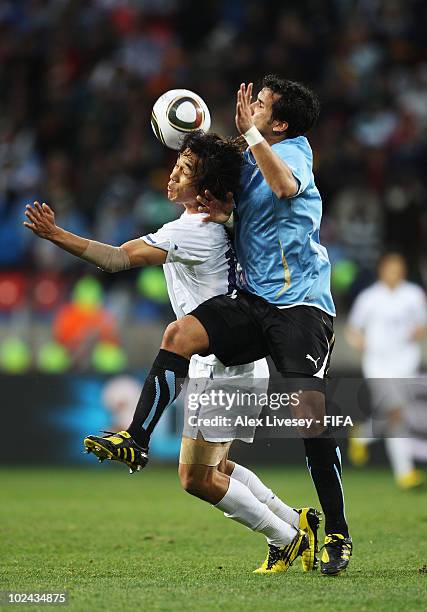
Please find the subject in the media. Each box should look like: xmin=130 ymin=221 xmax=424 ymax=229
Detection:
xmin=1 ymin=0 xmax=427 ymax=464
xmin=2 ymin=2 xmax=427 ymax=609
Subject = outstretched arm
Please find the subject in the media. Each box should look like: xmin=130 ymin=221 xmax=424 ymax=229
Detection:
xmin=24 ymin=201 xmax=166 ymax=272
xmin=236 ymin=83 xmax=298 ymax=199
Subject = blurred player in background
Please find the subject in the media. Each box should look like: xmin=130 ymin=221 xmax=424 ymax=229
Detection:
xmin=345 ymin=253 xmax=427 ymax=489
xmin=24 ymin=131 xmax=320 ymax=575
xmin=92 ymin=75 xmax=352 ymax=576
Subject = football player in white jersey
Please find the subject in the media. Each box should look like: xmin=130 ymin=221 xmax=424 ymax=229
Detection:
xmin=345 ymin=253 xmax=427 ymax=489
xmin=24 ymin=131 xmax=320 ymax=574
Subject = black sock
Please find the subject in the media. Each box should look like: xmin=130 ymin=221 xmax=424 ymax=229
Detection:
xmin=127 ymin=349 xmax=189 ymax=448
xmin=303 ymin=436 xmax=349 ymax=537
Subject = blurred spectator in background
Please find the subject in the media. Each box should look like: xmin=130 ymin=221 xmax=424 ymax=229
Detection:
xmin=102 ymin=374 xmax=142 ymax=431
xmin=53 ymin=275 xmax=126 ymax=370
xmin=1 ymin=0 xmax=427 ymax=370
xmin=345 ymin=253 xmax=427 ymax=489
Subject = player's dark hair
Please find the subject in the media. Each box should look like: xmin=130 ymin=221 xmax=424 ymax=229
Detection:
xmin=179 ymin=131 xmax=243 ymax=200
xmin=262 ymin=74 xmax=320 ymax=138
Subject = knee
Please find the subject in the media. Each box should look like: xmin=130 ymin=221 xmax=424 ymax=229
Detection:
xmin=162 ymin=318 xmax=207 ymax=357
xmin=294 ymin=391 xmax=326 ymax=437
xmin=178 ymin=465 xmax=212 ymax=497
xmin=221 ymin=460 xmax=235 ymax=476
xmin=162 ymin=320 xmax=184 ymax=351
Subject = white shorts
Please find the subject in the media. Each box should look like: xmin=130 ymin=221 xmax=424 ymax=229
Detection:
xmin=183 ymin=357 xmax=270 ymax=443
xmin=368 ymin=379 xmax=411 ymax=414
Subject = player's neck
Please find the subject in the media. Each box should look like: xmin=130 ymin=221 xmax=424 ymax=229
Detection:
xmin=183 ymin=201 xmax=200 ymax=214
xmin=265 ymin=134 xmax=288 ymax=146
xmin=383 ymin=280 xmax=403 ymax=290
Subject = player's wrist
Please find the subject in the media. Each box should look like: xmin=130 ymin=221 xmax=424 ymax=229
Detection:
xmin=49 ymin=226 xmax=64 ymax=243
xmin=243 ymin=125 xmax=264 ymax=147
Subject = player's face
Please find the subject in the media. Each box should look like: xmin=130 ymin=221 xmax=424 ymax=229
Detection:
xmin=250 ymin=88 xmax=284 ymax=136
xmin=167 ymin=150 xmax=199 ymax=206
xmin=379 ymin=256 xmax=407 ymax=287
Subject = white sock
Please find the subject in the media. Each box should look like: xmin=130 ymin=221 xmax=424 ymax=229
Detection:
xmin=231 ymin=462 xmax=299 ymax=528
xmin=357 ymin=419 xmax=377 ymax=444
xmin=385 ymin=436 xmax=414 ymax=478
xmin=215 ymin=477 xmax=297 ymax=547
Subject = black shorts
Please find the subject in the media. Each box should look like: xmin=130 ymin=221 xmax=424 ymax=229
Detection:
xmin=190 ymin=289 xmax=334 ymax=391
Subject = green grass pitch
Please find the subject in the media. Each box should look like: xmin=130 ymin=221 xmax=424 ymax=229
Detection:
xmin=1 ymin=466 xmax=426 ymax=611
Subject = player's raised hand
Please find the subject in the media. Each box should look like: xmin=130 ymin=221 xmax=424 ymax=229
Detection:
xmin=235 ymin=82 xmax=254 ymax=134
xmin=196 ymin=190 xmax=234 ymax=224
xmin=23 ymin=201 xmax=59 ymax=240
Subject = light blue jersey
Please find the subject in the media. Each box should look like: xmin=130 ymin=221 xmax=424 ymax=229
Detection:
xmin=234 ymin=136 xmax=336 ymax=316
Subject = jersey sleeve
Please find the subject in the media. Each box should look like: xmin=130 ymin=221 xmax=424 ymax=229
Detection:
xmin=348 ymin=292 xmax=370 ymax=331
xmin=141 ymin=223 xmax=210 ymax=265
xmin=275 ymin=143 xmax=311 ymax=197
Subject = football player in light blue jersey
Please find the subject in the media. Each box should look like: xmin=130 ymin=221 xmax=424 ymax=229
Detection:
xmin=92 ymin=76 xmax=352 ymax=576
xmin=236 ymin=121 xmax=335 ymax=315
xmin=195 ymin=76 xmax=350 ymax=575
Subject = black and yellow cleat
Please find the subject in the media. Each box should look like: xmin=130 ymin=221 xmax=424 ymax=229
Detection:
xmin=297 ymin=507 xmax=322 ymax=571
xmin=84 ymin=430 xmax=148 ymax=474
xmin=253 ymin=529 xmax=309 ymax=574
xmin=320 ymin=534 xmax=353 ymax=576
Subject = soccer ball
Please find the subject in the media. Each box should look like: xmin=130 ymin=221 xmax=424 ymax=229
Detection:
xmin=151 ymin=89 xmax=211 ymax=150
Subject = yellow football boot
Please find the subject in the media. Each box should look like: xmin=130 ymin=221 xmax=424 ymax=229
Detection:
xmin=397 ymin=469 xmax=424 ymax=490
xmin=348 ymin=437 xmax=369 ymax=466
xmin=253 ymin=529 xmax=309 ymax=574
xmin=297 ymin=507 xmax=322 ymax=571
xmin=320 ymin=534 xmax=353 ymax=576
xmin=84 ymin=430 xmax=148 ymax=474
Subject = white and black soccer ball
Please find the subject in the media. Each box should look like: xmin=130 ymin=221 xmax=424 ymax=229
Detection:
xmin=151 ymin=89 xmax=211 ymax=150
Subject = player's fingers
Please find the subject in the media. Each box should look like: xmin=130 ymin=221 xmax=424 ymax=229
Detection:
xmin=23 ymin=221 xmax=36 ymax=232
xmin=30 ymin=204 xmax=42 ymax=220
xmin=26 ymin=203 xmax=37 ymax=214
xmin=35 ymin=201 xmax=44 ymax=213
xmin=203 ymin=190 xmax=216 ymax=202
xmin=196 ymin=194 xmax=210 ymax=208
xmin=244 ymin=83 xmax=252 ymax=106
xmin=239 ymin=86 xmax=246 ymax=107
xmin=24 ymin=209 xmax=37 ymax=223
xmin=39 ymin=201 xmax=51 ymax=217
xmin=226 ymin=192 xmax=234 ymax=204
xmin=241 ymin=83 xmax=248 ymax=103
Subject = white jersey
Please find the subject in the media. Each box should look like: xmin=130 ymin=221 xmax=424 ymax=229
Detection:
xmin=348 ymin=280 xmax=427 ymax=377
xmin=142 ymin=210 xmax=269 ymax=376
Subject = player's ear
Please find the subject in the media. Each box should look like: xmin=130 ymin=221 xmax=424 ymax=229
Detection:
xmin=272 ymin=120 xmax=288 ymax=135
